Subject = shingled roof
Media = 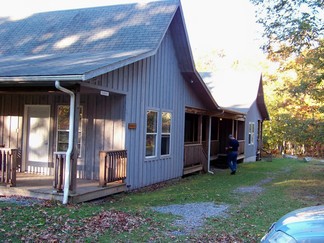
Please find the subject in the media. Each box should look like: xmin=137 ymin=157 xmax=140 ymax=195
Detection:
xmin=0 ymin=0 xmax=221 ymax=111
xmin=201 ymin=71 xmax=270 ymax=120
xmin=0 ymin=0 xmax=181 ymax=80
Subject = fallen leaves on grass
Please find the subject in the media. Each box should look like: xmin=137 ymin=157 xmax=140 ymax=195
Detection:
xmin=20 ymin=209 xmax=148 ymax=242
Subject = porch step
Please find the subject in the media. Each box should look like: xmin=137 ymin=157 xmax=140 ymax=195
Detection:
xmin=183 ymin=164 xmax=203 ymax=175
xmin=69 ymin=182 xmax=127 ymax=204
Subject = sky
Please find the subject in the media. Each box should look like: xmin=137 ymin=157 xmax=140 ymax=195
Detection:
xmin=181 ymin=0 xmax=264 ymax=60
xmin=0 ymin=0 xmax=265 ymax=67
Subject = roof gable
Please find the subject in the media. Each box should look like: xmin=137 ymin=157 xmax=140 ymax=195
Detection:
xmin=201 ymin=71 xmax=270 ymax=119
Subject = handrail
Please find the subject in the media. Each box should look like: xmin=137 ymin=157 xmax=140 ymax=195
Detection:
xmin=99 ymin=150 xmax=127 ymax=187
xmin=0 ymin=148 xmax=18 ymax=187
xmin=53 ymin=152 xmax=66 ymax=192
xmin=184 ymin=144 xmax=207 ymax=168
xmin=238 ymin=140 xmax=245 ymax=155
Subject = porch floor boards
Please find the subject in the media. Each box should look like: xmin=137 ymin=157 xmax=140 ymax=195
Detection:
xmin=0 ymin=173 xmax=126 ymax=203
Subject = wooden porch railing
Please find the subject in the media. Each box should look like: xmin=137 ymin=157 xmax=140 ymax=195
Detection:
xmin=53 ymin=152 xmax=67 ymax=192
xmin=0 ymin=148 xmax=18 ymax=187
xmin=99 ymin=150 xmax=127 ymax=187
xmin=238 ymin=140 xmax=245 ymax=155
xmin=202 ymin=140 xmax=220 ymax=157
xmin=184 ymin=144 xmax=207 ymax=168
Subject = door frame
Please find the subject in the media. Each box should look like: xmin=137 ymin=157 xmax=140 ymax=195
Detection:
xmin=22 ymin=105 xmax=51 ymax=173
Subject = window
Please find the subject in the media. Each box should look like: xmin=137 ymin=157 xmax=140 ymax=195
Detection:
xmin=248 ymin=122 xmax=255 ymax=145
xmin=57 ymin=105 xmax=83 ymax=156
xmin=146 ymin=110 xmax=158 ymax=157
xmin=161 ymin=112 xmax=171 ymax=155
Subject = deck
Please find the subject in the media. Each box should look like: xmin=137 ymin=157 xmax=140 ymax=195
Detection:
xmin=0 ymin=173 xmax=127 ymax=204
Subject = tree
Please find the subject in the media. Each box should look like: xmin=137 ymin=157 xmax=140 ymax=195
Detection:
xmin=251 ymin=0 xmax=324 ymax=156
xmin=251 ymin=0 xmax=323 ymax=60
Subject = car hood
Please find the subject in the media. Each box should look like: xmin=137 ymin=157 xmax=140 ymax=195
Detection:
xmin=274 ymin=205 xmax=324 ymax=239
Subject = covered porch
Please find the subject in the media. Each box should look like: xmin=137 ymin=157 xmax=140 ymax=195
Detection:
xmin=0 ymin=81 xmax=128 ymax=203
xmin=183 ymin=108 xmax=246 ymax=174
xmin=0 ymin=173 xmax=126 ymax=204
xmin=0 ymin=148 xmax=127 ymax=203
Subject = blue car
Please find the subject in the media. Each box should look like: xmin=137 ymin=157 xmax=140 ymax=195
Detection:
xmin=261 ymin=205 xmax=324 ymax=242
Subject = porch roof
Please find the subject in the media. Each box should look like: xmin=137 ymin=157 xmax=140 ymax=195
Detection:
xmin=201 ymin=71 xmax=270 ymax=120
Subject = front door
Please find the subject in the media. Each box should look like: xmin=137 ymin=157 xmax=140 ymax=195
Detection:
xmin=24 ymin=105 xmax=50 ymax=174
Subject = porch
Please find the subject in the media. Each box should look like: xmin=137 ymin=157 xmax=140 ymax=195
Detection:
xmin=184 ymin=140 xmax=245 ymax=173
xmin=0 ymin=173 xmax=126 ymax=204
xmin=183 ymin=112 xmax=246 ymax=174
xmin=0 ymin=148 xmax=127 ymax=203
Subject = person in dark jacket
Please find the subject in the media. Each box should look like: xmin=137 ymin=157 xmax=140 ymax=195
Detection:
xmin=226 ymin=134 xmax=239 ymax=175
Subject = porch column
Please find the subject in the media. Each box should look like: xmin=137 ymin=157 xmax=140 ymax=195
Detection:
xmin=198 ymin=115 xmax=203 ymax=144
xmin=70 ymin=87 xmax=80 ymax=193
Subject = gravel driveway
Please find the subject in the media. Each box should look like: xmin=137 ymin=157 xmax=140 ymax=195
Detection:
xmin=151 ymin=177 xmax=273 ymax=235
xmin=152 ymin=202 xmax=229 ymax=235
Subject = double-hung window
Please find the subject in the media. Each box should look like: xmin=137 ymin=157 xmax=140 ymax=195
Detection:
xmin=57 ymin=105 xmax=83 ymax=156
xmin=146 ymin=110 xmax=158 ymax=157
xmin=161 ymin=112 xmax=171 ymax=156
xmin=145 ymin=110 xmax=172 ymax=158
xmin=248 ymin=122 xmax=255 ymax=145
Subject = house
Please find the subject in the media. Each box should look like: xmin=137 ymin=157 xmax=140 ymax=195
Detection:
xmin=0 ymin=0 xmax=245 ymax=203
xmin=201 ymin=70 xmax=270 ymax=164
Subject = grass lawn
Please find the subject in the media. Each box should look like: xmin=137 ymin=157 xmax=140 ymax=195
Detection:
xmin=1 ymin=158 xmax=324 ymax=242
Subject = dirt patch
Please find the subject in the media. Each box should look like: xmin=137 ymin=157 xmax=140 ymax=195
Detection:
xmin=234 ymin=186 xmax=264 ymax=194
xmin=152 ymin=202 xmax=228 ymax=235
xmin=234 ymin=178 xmax=274 ymax=194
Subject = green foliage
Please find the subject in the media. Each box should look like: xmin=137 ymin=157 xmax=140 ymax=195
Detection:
xmin=261 ymin=41 xmax=323 ymax=155
xmin=251 ymin=0 xmax=323 ymax=155
xmin=250 ymin=0 xmax=323 ymax=60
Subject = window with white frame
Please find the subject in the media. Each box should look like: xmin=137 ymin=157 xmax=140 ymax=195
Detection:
xmin=161 ymin=112 xmax=171 ymax=155
xmin=146 ymin=110 xmax=158 ymax=157
xmin=248 ymin=122 xmax=255 ymax=145
xmin=57 ymin=105 xmax=83 ymax=156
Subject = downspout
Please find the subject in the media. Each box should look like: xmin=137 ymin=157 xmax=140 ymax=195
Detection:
xmin=55 ymin=81 xmax=75 ymax=205
xmin=208 ymin=116 xmax=214 ymax=174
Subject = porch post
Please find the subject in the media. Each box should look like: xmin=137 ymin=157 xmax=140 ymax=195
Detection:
xmin=198 ymin=115 xmax=203 ymax=144
xmin=70 ymin=87 xmax=80 ymax=193
xmin=207 ymin=116 xmax=213 ymax=174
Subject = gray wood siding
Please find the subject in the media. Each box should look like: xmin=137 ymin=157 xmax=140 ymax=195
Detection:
xmin=0 ymin=29 xmax=209 ymax=189
xmin=244 ymin=101 xmax=262 ymax=162
xmin=81 ymin=94 xmax=125 ymax=179
xmin=88 ymin=29 xmax=207 ymax=189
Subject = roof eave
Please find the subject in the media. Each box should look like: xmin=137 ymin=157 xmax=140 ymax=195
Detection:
xmin=83 ymin=49 xmax=156 ymax=80
xmin=0 ymin=74 xmax=84 ymax=82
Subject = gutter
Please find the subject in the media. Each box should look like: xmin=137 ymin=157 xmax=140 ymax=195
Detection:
xmin=55 ymin=80 xmax=75 ymax=205
xmin=0 ymin=75 xmax=84 ymax=82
